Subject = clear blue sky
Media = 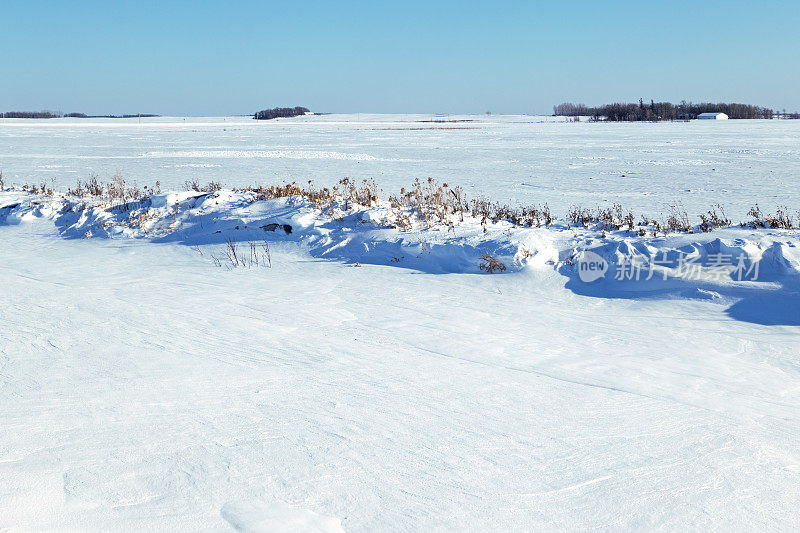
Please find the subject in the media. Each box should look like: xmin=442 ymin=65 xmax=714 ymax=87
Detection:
xmin=1 ymin=0 xmax=798 ymax=115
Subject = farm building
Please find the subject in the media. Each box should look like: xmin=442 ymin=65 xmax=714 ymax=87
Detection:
xmin=697 ymin=112 xmax=729 ymax=120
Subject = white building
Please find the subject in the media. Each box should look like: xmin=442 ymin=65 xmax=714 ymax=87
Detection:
xmin=697 ymin=112 xmax=729 ymax=120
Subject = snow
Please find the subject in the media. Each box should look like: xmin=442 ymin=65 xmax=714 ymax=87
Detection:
xmin=1 ymin=116 xmax=800 ymax=530
xmin=2 ymin=114 xmax=799 ymax=219
xmin=220 ymin=501 xmax=344 ymax=532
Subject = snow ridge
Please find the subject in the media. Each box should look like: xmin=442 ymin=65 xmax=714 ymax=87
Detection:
xmin=2 ymin=188 xmax=799 ymax=324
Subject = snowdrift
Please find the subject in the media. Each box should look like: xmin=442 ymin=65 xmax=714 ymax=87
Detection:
xmin=2 ymin=188 xmax=799 ymax=324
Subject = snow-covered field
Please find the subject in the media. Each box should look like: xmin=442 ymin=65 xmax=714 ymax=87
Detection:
xmin=1 ymin=116 xmax=799 ymax=531
xmin=2 ymin=114 xmax=800 ymax=217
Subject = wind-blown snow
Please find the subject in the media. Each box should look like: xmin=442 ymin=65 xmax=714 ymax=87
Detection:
xmin=2 ymin=114 xmax=799 ymax=218
xmin=1 ymin=186 xmax=799 ymax=530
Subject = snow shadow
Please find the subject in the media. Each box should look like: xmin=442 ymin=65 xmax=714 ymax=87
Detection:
xmin=559 ymin=239 xmax=800 ymax=326
xmin=152 ymin=212 xmax=516 ymax=275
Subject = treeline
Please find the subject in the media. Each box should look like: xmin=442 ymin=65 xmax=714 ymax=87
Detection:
xmin=2 ymin=111 xmax=159 ymax=119
xmin=553 ymin=100 xmax=775 ymax=120
xmin=2 ymin=110 xmax=61 ymax=118
xmin=253 ymin=106 xmax=310 ymax=120
xmin=64 ymin=113 xmax=160 ymax=118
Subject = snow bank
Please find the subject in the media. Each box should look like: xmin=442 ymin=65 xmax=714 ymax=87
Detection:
xmin=2 ymin=187 xmax=799 ymax=323
xmin=1 ymin=188 xmax=525 ymax=274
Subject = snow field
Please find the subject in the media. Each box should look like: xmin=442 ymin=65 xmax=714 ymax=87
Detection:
xmin=2 ymin=115 xmax=799 ymax=530
xmin=1 ymin=208 xmax=799 ymax=530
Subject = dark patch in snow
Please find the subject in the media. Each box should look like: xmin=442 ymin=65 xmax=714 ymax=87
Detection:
xmin=260 ymin=223 xmax=292 ymax=234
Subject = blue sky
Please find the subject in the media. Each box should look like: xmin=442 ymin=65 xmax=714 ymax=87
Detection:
xmin=1 ymin=0 xmax=798 ymax=115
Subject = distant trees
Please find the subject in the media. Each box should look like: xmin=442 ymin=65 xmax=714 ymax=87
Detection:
xmin=2 ymin=110 xmax=61 ymax=118
xmin=65 ymin=113 xmax=160 ymax=118
xmin=2 ymin=111 xmax=159 ymax=119
xmin=553 ymin=100 xmax=775 ymax=121
xmin=253 ymin=107 xmax=310 ymax=120
xmin=553 ymin=103 xmax=591 ymax=116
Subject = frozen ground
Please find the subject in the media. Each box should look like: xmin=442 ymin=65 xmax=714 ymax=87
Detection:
xmin=1 ymin=185 xmax=799 ymax=530
xmin=1 ymin=114 xmax=800 ymax=218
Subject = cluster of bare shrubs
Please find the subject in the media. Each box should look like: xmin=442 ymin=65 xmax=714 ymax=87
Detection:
xmin=386 ymin=178 xmax=552 ymax=231
xmin=698 ymin=205 xmax=731 ymax=232
xmin=567 ymin=203 xmax=648 ymax=236
xmin=662 ymin=204 xmax=692 ymax=234
xmin=478 ymin=250 xmax=506 ymax=273
xmin=210 ymin=236 xmax=272 ymax=269
xmin=572 ymin=202 xmax=800 ymax=235
xmin=185 ymin=179 xmax=222 ymax=192
xmin=20 ymin=179 xmax=56 ymax=197
xmin=332 ymin=177 xmax=379 ymax=209
xmin=566 ymin=203 xmax=701 ymax=236
xmin=745 ymin=205 xmax=798 ymax=229
xmin=389 ymin=178 xmax=465 ymax=228
xmin=567 ymin=203 xmax=634 ymax=231
xmin=65 ymin=174 xmax=160 ymax=211
xmin=474 ymin=199 xmax=552 ymax=229
xmin=237 ymin=178 xmax=378 ymax=212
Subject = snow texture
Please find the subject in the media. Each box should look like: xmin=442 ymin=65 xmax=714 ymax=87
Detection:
xmin=1 ymin=116 xmax=799 ymax=531
xmin=2 ymin=114 xmax=800 ymax=218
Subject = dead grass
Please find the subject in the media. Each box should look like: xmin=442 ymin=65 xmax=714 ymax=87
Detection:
xmin=213 ymin=236 xmax=272 ymax=269
xmin=479 ymin=251 xmax=507 ymax=273
xmin=62 ymin=173 xmax=157 ymax=211
xmin=664 ymin=204 xmax=692 ymax=233
xmin=698 ymin=204 xmax=731 ymax=232
xmin=10 ymin=173 xmax=797 ymax=238
xmin=185 ymin=179 xmax=222 ymax=192
xmin=745 ymin=204 xmax=795 ymax=229
xmin=567 ymin=203 xmax=634 ymax=231
xmin=238 ymin=177 xmax=378 ymax=212
xmin=21 ymin=178 xmax=55 ymax=197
